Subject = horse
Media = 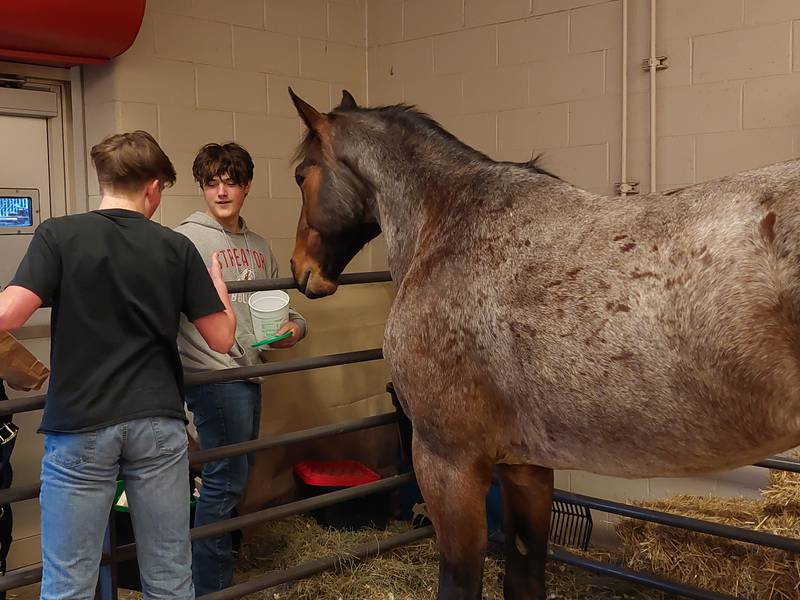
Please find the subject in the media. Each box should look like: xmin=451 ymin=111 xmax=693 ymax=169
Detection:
xmin=286 ymin=87 xmax=800 ymax=600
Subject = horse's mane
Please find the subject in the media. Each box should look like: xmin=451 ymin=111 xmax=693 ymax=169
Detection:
xmin=293 ymin=103 xmax=558 ymax=179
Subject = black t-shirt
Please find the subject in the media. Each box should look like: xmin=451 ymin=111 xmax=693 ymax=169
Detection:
xmin=9 ymin=209 xmax=224 ymax=433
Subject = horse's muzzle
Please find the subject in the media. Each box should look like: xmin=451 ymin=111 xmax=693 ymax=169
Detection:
xmin=291 ymin=257 xmax=339 ymax=299
xmin=293 ymin=264 xmax=311 ymax=295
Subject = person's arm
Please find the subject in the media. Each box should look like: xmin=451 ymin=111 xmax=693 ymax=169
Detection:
xmin=192 ymin=252 xmax=236 ymax=354
xmin=2 ymin=222 xmax=59 ymax=332
xmin=0 ymin=286 xmax=42 ymax=332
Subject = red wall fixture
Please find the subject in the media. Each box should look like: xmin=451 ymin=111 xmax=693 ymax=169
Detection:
xmin=0 ymin=0 xmax=146 ymax=67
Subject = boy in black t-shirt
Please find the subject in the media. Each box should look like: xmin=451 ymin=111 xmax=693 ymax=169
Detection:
xmin=0 ymin=131 xmax=236 ymax=599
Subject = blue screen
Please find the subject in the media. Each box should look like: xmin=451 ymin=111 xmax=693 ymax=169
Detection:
xmin=0 ymin=197 xmax=33 ymax=228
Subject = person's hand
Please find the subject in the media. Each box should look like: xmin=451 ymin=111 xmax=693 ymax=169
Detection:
xmin=208 ymin=252 xmax=224 ymax=284
xmin=268 ymin=321 xmax=302 ymax=349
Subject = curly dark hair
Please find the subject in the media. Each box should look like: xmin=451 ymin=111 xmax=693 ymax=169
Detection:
xmin=192 ymin=142 xmax=254 ymax=187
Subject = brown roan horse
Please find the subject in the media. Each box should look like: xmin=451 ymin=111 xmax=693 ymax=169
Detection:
xmin=288 ymin=87 xmax=800 ymax=600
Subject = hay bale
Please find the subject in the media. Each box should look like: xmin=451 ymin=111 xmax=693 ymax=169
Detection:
xmin=616 ymin=494 xmax=800 ymax=600
xmin=762 ymin=456 xmax=800 ymax=515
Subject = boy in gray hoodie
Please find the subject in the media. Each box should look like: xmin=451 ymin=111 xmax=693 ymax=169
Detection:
xmin=175 ymin=142 xmax=307 ymax=595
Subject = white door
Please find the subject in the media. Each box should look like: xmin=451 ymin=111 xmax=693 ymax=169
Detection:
xmin=0 ymin=114 xmax=53 ymax=305
xmin=0 ymin=86 xmax=68 ymax=569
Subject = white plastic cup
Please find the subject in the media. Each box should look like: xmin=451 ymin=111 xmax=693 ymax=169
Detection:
xmin=248 ymin=290 xmax=290 ymax=340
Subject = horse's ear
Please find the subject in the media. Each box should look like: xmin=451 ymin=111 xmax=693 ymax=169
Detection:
xmin=288 ymin=87 xmax=325 ymax=131
xmin=338 ymin=89 xmax=358 ymax=110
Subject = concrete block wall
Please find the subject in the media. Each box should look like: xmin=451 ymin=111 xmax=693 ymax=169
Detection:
xmin=368 ymin=0 xmax=800 ymax=195
xmin=83 ymin=0 xmax=371 ymax=273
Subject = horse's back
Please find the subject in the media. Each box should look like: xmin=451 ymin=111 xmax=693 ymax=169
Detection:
xmin=388 ymin=158 xmax=800 ymax=478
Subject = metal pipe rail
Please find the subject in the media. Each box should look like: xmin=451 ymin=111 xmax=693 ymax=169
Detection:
xmin=112 ymin=535 xmax=741 ymax=600
xmin=0 ymin=474 xmax=415 ymax=592
xmin=0 ymin=412 xmax=401 ymax=506
xmin=0 ymin=270 xmax=393 ymax=417
xmin=189 ymin=412 xmax=399 ymax=466
xmin=199 ymin=525 xmax=435 ymax=600
xmin=117 ymin=473 xmax=415 ymax=562
xmin=185 ymin=347 xmax=383 ymax=386
xmin=225 ymin=270 xmax=391 ymax=294
xmin=0 ymin=483 xmax=39 ymax=505
xmin=755 ymin=456 xmax=800 ymax=473
xmin=0 ymin=350 xmax=385 ymax=417
xmin=0 ymin=536 xmax=741 ymax=600
xmin=3 ymin=448 xmax=795 ymax=514
xmin=555 ymin=489 xmax=800 ymax=553
xmin=0 ymin=395 xmax=45 ymax=417
xmin=549 ymin=546 xmax=737 ymax=600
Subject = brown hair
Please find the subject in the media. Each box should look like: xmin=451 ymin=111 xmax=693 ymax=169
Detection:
xmin=90 ymin=130 xmax=176 ymax=195
xmin=192 ymin=142 xmax=254 ymax=188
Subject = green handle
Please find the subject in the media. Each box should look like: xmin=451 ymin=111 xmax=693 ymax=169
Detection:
xmin=251 ymin=330 xmax=293 ymax=348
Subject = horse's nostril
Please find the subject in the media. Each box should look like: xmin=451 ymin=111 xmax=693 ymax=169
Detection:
xmin=297 ymin=269 xmax=311 ymax=294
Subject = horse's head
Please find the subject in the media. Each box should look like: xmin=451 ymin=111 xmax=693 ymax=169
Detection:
xmin=288 ymin=88 xmax=381 ymax=299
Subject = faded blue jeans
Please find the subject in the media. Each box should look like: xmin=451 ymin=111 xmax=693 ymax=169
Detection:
xmin=185 ymin=381 xmax=261 ymax=595
xmin=39 ymin=416 xmax=193 ymax=600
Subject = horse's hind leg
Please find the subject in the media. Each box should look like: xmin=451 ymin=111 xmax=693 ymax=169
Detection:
xmin=414 ymin=438 xmax=492 ymax=600
xmin=497 ymin=464 xmax=554 ymax=600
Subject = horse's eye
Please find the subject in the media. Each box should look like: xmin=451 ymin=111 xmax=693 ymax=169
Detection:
xmin=295 ymin=174 xmax=305 ymax=186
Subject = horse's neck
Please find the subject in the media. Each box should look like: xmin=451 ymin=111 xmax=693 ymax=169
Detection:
xmin=358 ymin=118 xmax=487 ymax=285
xmin=374 ymin=169 xmax=466 ymax=286
xmin=375 ymin=183 xmax=425 ymax=286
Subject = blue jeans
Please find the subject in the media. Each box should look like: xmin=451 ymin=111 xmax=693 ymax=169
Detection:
xmin=39 ymin=416 xmax=193 ymax=600
xmin=185 ymin=381 xmax=261 ymax=595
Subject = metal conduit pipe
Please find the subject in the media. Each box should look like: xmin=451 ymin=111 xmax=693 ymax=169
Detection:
xmin=620 ymin=0 xmax=629 ymax=197
xmin=649 ymin=0 xmax=658 ymax=192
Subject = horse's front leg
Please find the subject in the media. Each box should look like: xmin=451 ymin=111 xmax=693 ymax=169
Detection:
xmin=413 ymin=436 xmax=492 ymax=600
xmin=497 ymin=464 xmax=554 ymax=600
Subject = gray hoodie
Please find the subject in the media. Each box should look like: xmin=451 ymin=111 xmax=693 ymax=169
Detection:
xmin=175 ymin=211 xmax=307 ymax=383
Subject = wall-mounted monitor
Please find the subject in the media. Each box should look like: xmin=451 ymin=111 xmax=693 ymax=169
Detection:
xmin=0 ymin=189 xmax=39 ymax=235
